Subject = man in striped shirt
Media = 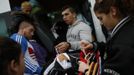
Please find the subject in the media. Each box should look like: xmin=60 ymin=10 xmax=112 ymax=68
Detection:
xmin=10 ymin=16 xmax=41 ymax=75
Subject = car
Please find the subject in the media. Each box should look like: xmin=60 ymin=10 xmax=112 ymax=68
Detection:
xmin=1 ymin=0 xmax=106 ymax=61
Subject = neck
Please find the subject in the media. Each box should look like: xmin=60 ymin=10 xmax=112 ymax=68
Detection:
xmin=110 ymin=16 xmax=124 ymax=31
xmin=18 ymin=30 xmax=24 ymax=36
xmin=71 ymin=18 xmax=77 ymax=25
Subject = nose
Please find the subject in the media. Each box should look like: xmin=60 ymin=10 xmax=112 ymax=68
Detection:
xmin=99 ymin=21 xmax=103 ymax=26
xmin=31 ymin=32 xmax=34 ymax=36
xmin=100 ymin=22 xmax=104 ymax=25
xmin=63 ymin=15 xmax=66 ymax=20
xmin=63 ymin=14 xmax=67 ymax=18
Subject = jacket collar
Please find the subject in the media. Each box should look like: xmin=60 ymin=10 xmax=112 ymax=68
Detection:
xmin=69 ymin=19 xmax=82 ymax=28
xmin=111 ymin=16 xmax=130 ymax=37
xmin=107 ymin=16 xmax=131 ymax=42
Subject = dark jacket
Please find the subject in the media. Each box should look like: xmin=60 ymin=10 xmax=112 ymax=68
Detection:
xmin=96 ymin=16 xmax=134 ymax=75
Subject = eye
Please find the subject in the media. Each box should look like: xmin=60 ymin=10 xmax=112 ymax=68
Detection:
xmin=64 ymin=13 xmax=69 ymax=16
xmin=97 ymin=17 xmax=102 ymax=21
xmin=30 ymin=28 xmax=34 ymax=32
xmin=62 ymin=13 xmax=69 ymax=17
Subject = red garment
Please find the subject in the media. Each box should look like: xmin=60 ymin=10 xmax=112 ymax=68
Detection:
xmin=79 ymin=50 xmax=101 ymax=75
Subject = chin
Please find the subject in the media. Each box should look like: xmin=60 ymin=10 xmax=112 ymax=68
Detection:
xmin=64 ymin=21 xmax=70 ymax=25
xmin=65 ymin=22 xmax=69 ymax=25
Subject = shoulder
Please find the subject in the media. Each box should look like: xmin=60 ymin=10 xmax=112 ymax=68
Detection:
xmin=76 ymin=21 xmax=91 ymax=30
xmin=10 ymin=33 xmax=27 ymax=43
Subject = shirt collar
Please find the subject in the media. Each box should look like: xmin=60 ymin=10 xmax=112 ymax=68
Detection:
xmin=69 ymin=19 xmax=81 ymax=28
xmin=111 ymin=16 xmax=130 ymax=36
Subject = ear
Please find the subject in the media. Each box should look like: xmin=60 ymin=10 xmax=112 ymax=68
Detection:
xmin=22 ymin=29 xmax=26 ymax=35
xmin=9 ymin=60 xmax=19 ymax=74
xmin=73 ymin=12 xmax=76 ymax=18
xmin=110 ymin=6 xmax=117 ymax=17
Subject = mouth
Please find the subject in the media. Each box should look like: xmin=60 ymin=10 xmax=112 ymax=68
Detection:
xmin=64 ymin=20 xmax=69 ymax=24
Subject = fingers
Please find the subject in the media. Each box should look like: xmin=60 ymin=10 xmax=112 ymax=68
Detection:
xmin=55 ymin=42 xmax=69 ymax=53
xmin=80 ymin=40 xmax=89 ymax=44
xmin=80 ymin=40 xmax=89 ymax=46
xmin=83 ymin=44 xmax=93 ymax=50
xmin=55 ymin=42 xmax=64 ymax=48
xmin=58 ymin=47 xmax=66 ymax=53
xmin=80 ymin=40 xmax=93 ymax=50
xmin=57 ymin=53 xmax=68 ymax=62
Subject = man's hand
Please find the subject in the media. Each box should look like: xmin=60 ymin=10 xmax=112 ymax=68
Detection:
xmin=80 ymin=40 xmax=93 ymax=50
xmin=55 ymin=42 xmax=70 ymax=53
xmin=57 ymin=53 xmax=68 ymax=62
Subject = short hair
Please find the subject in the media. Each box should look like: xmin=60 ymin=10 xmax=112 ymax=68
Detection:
xmin=21 ymin=1 xmax=32 ymax=9
xmin=61 ymin=5 xmax=77 ymax=14
xmin=18 ymin=20 xmax=35 ymax=30
xmin=10 ymin=13 xmax=36 ymax=34
xmin=0 ymin=36 xmax=22 ymax=75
